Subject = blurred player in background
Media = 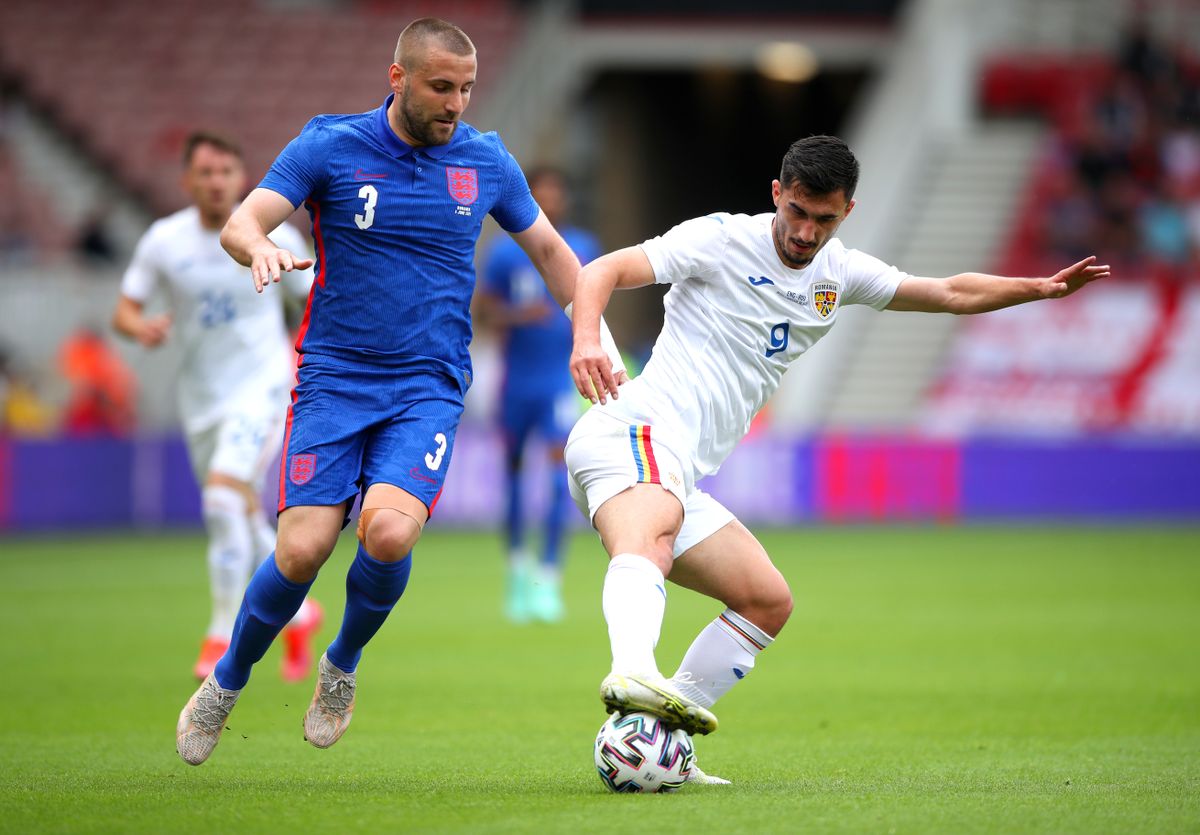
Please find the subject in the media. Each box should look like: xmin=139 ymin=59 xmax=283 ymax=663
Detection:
xmin=567 ymin=135 xmax=1110 ymax=782
xmin=175 ymin=18 xmax=624 ymax=766
xmin=477 ymin=168 xmax=601 ymax=623
xmin=112 ymin=131 xmax=322 ymax=684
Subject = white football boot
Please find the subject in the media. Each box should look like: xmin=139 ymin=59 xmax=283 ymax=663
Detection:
xmin=176 ymin=674 xmax=241 ymax=765
xmin=599 ymin=672 xmax=719 ymax=735
xmin=688 ymin=761 xmax=732 ymax=785
xmin=303 ymin=654 xmax=356 ymax=748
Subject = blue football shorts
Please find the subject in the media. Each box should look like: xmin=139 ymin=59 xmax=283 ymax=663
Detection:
xmin=277 ymin=354 xmax=465 ymax=517
xmin=500 ymin=385 xmax=579 ymax=451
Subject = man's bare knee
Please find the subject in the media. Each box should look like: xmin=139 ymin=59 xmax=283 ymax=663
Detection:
xmin=726 ymin=570 xmax=793 ymax=638
xmin=275 ymin=507 xmax=343 ymax=582
xmin=357 ymin=507 xmax=422 ymax=562
xmin=275 ymin=530 xmax=336 ymax=582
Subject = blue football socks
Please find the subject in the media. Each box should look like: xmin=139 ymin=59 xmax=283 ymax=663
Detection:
xmin=214 ymin=553 xmax=313 ymax=690
xmin=504 ymin=458 xmax=524 ymax=552
xmin=326 ymin=544 xmax=412 ymax=674
xmin=543 ymin=466 xmax=569 ymax=567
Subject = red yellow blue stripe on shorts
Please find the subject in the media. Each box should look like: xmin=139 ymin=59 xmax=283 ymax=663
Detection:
xmin=627 ymin=424 xmax=661 ymax=485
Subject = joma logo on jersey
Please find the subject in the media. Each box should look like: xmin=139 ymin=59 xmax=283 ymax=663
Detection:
xmin=811 ymin=283 xmax=840 ymax=319
xmin=446 ymin=167 xmax=478 ymax=205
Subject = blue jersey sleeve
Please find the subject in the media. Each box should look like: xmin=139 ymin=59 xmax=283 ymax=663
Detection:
xmin=259 ymin=117 xmax=331 ymax=208
xmin=489 ymin=146 xmax=539 ymax=234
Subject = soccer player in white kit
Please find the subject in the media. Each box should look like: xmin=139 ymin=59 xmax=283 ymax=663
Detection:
xmin=566 ymin=136 xmax=1109 ymax=783
xmin=112 ymin=132 xmax=323 ymax=683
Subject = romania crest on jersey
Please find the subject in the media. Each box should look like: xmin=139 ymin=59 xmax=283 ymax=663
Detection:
xmin=811 ymin=282 xmax=840 ymax=320
xmin=446 ymin=167 xmax=478 ymax=205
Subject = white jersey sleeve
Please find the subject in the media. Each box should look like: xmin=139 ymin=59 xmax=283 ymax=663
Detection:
xmin=639 ymin=214 xmax=731 ymax=286
xmin=838 ymin=247 xmax=907 ymax=310
xmin=267 ymin=221 xmax=315 ymax=300
xmin=120 ymin=222 xmax=167 ymax=302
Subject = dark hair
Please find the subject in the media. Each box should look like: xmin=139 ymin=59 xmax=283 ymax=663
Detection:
xmin=779 ymin=135 xmax=859 ymax=201
xmin=395 ymin=18 xmax=476 ymax=67
xmin=182 ymin=131 xmax=242 ymax=166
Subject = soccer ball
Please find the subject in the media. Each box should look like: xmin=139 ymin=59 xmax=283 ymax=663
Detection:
xmin=593 ymin=711 xmax=695 ymax=793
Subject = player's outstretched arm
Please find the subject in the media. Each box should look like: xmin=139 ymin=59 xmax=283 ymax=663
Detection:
xmin=570 ymin=247 xmax=655 ymax=404
xmin=112 ymin=295 xmax=171 ymax=348
xmin=221 ymin=188 xmax=314 ymax=293
xmin=886 ymin=256 xmax=1111 ymax=315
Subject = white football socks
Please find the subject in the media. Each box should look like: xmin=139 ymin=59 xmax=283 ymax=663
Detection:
xmin=672 ymin=608 xmax=773 ymax=708
xmin=201 ymin=484 xmax=254 ymax=639
xmin=602 ymin=553 xmax=667 ymax=676
xmin=249 ymin=507 xmax=278 ymax=565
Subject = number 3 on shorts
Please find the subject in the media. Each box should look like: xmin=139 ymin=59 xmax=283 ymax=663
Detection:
xmin=425 ymin=432 xmax=448 ymax=471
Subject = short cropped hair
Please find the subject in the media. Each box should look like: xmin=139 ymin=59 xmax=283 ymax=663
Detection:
xmin=394 ymin=18 xmax=475 ymax=68
xmin=779 ymin=135 xmax=859 ymax=201
xmin=182 ymin=131 xmax=242 ymax=166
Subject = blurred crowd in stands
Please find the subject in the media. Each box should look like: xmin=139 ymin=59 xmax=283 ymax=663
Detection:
xmin=1 ymin=329 xmax=136 ymax=438
xmin=3 ymin=10 xmax=1199 ymax=439
xmin=992 ymin=18 xmax=1200 ymax=280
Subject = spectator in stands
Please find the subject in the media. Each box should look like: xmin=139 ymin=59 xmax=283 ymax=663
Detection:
xmin=75 ymin=209 xmax=119 ymax=265
xmin=58 ymin=326 xmax=136 ymax=436
xmin=0 ymin=348 xmax=57 ymax=437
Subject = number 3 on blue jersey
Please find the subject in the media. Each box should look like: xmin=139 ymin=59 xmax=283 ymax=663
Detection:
xmin=765 ymin=322 xmax=790 ymax=358
xmin=355 ymin=184 xmax=378 ymax=230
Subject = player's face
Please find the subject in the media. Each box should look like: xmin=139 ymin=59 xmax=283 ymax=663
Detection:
xmin=390 ymin=48 xmax=477 ymax=146
xmin=183 ymin=144 xmax=245 ymax=224
xmin=770 ymin=181 xmax=854 ymax=269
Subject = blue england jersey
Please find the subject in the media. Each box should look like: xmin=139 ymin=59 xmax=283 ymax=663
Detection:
xmin=482 ymin=226 xmax=600 ymax=396
xmin=259 ymin=94 xmax=540 ymax=389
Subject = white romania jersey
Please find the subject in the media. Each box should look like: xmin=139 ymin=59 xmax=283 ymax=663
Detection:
xmin=121 ymin=206 xmax=314 ymax=433
xmin=600 ymin=212 xmax=908 ymax=480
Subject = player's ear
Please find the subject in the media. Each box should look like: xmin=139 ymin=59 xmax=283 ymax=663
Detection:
xmin=771 ymin=179 xmax=782 ymax=207
xmin=843 ymin=198 xmax=856 ymax=220
xmin=388 ymin=63 xmax=405 ymax=94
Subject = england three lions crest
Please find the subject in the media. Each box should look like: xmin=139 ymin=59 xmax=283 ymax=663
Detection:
xmin=289 ymin=453 xmax=316 ymax=485
xmin=446 ymin=167 xmax=478 ymax=205
xmin=811 ymin=282 xmax=840 ymax=320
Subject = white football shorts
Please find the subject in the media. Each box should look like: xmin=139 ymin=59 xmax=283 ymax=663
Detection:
xmin=564 ymin=408 xmax=735 ymax=558
xmin=185 ymin=406 xmax=286 ymax=489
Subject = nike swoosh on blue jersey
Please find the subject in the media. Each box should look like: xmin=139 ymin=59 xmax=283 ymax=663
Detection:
xmin=354 ymin=169 xmax=389 ymax=180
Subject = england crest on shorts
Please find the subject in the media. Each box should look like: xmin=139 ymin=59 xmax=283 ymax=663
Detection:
xmin=446 ymin=167 xmax=478 ymax=205
xmin=289 ymin=453 xmax=317 ymax=485
xmin=811 ymin=282 xmax=840 ymax=320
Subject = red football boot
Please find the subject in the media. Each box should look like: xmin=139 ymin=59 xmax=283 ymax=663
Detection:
xmin=281 ymin=599 xmax=324 ymax=682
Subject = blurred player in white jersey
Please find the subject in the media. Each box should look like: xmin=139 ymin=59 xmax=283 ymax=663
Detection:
xmin=566 ymin=135 xmax=1110 ymax=783
xmin=112 ymin=132 xmax=322 ymax=683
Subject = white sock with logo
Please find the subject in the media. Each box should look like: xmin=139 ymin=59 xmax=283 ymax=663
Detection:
xmin=602 ymin=553 xmax=667 ymax=676
xmin=671 ymin=608 xmax=773 ymax=708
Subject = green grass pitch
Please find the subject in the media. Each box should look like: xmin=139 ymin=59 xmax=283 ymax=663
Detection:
xmin=0 ymin=526 xmax=1197 ymax=833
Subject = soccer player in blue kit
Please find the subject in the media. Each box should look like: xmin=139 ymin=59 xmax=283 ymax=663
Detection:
xmin=477 ymin=168 xmax=601 ymax=623
xmin=175 ymin=17 xmax=625 ymax=766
